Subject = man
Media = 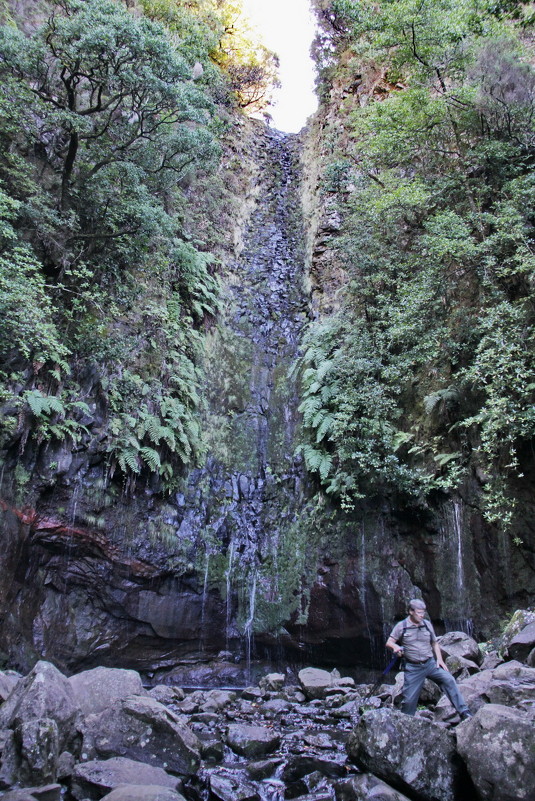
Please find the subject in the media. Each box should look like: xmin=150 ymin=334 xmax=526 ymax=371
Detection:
xmin=386 ymin=598 xmax=472 ymax=720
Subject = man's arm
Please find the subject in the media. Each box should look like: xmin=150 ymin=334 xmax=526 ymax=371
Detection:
xmin=386 ymin=636 xmax=403 ymax=656
xmin=432 ymin=639 xmax=448 ymax=670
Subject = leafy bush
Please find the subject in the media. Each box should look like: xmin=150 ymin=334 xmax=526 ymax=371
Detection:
xmin=300 ymin=0 xmax=535 ymax=528
xmin=0 ymin=0 xmax=224 ymax=490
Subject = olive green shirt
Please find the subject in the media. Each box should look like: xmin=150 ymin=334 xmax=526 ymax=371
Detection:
xmin=389 ymin=617 xmax=437 ymax=663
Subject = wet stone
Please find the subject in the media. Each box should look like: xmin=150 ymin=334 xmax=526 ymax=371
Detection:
xmin=190 ymin=712 xmax=219 ymax=725
xmin=226 ymin=724 xmax=281 ymax=758
xmin=245 ymin=757 xmax=283 ymax=780
xmin=199 ymin=738 xmax=225 ymax=763
xmin=281 ymin=755 xmax=347 ymax=783
xmin=208 ymin=771 xmax=260 ymax=801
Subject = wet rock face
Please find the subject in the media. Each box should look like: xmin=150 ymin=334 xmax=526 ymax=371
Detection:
xmin=1 ymin=113 xmax=534 ymax=676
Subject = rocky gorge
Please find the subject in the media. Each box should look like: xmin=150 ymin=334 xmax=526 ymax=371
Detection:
xmin=0 ymin=620 xmax=534 ymax=801
xmin=1 ymin=113 xmax=534 ymax=678
xmin=1 ymin=0 xmax=535 ymax=797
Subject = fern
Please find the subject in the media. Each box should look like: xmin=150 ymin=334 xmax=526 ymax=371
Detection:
xmin=24 ymin=390 xmax=65 ymax=417
xmin=423 ymin=386 xmax=460 ymax=415
xmin=319 ymin=452 xmax=333 ymax=481
xmin=433 ymin=451 xmax=462 ymax=466
xmin=158 ymin=425 xmax=176 ymax=450
xmin=140 ymin=446 xmax=161 ymax=471
xmin=315 ymin=413 xmax=335 ymax=443
xmin=118 ymin=447 xmax=141 ymax=474
xmin=302 ymin=444 xmax=324 ymax=471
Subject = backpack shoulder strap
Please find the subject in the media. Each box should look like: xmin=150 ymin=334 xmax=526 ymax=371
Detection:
xmin=422 ymin=619 xmax=434 ymax=636
xmin=399 ymin=618 xmax=433 ymax=642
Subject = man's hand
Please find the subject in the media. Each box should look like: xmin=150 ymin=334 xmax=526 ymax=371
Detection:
xmin=386 ymin=636 xmax=403 ymax=656
xmin=433 ymin=641 xmax=449 ymax=670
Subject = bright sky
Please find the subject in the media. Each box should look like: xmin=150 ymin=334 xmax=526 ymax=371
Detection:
xmin=241 ymin=0 xmax=318 ymax=133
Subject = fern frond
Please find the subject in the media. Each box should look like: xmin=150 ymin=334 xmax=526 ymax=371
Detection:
xmin=140 ymin=446 xmax=161 ymax=471
xmin=118 ymin=448 xmax=141 ymax=473
xmin=319 ymin=453 xmax=333 ymax=480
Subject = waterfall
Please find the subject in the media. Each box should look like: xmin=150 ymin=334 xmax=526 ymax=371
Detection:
xmin=441 ymin=499 xmax=474 ymax=636
xmin=244 ymin=570 xmax=257 ymax=678
xmin=453 ymin=500 xmax=465 ymax=602
xmin=174 ymin=123 xmax=308 ymax=662
xmin=225 ymin=538 xmax=236 ymax=653
xmin=200 ymin=552 xmax=210 ymax=653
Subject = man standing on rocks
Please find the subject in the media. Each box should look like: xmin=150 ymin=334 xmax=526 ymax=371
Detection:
xmin=386 ymin=598 xmax=472 ymax=720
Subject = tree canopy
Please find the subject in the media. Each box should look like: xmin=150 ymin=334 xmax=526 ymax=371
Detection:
xmin=300 ymin=0 xmax=535 ymax=534
xmin=0 ymin=0 xmax=226 ymax=490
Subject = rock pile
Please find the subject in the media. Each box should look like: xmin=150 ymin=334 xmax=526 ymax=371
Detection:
xmin=0 ymin=619 xmax=533 ymax=801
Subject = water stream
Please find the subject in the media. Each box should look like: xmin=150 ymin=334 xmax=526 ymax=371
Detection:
xmin=175 ymin=125 xmax=309 ymax=660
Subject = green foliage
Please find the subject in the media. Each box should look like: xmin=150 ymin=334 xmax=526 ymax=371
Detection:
xmin=0 ymin=188 xmax=70 ymax=376
xmin=301 ymin=0 xmax=535 ymax=527
xmin=20 ymin=389 xmax=90 ymax=446
xmin=0 ymin=0 xmax=227 ymax=490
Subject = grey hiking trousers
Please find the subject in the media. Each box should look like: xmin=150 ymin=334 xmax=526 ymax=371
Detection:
xmin=402 ymin=658 xmax=469 ymax=716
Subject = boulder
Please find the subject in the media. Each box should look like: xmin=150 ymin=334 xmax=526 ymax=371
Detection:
xmin=199 ymin=738 xmax=225 ymax=763
xmin=101 ymin=786 xmax=186 ymax=801
xmin=0 ymin=785 xmax=61 ymax=801
xmin=190 ymin=712 xmax=218 ymax=725
xmin=335 ymin=773 xmax=412 ymax=800
xmin=259 ymin=673 xmax=285 ymax=691
xmin=444 ymin=654 xmax=480 ymax=679
xmin=506 ymin=622 xmax=535 ymax=663
xmin=485 ymin=661 xmax=535 ymax=707
xmin=71 ymin=757 xmax=180 ymax=800
xmin=56 ymin=750 xmax=75 ymax=780
xmin=304 ymin=733 xmax=336 ymax=750
xmin=201 ymin=689 xmax=236 ymax=712
xmin=0 ymin=673 xmax=20 ymax=703
xmin=0 ymin=729 xmax=20 ymax=788
xmin=79 ymin=694 xmax=200 ymax=775
xmin=281 ymin=755 xmax=346 ymax=782
xmin=226 ymin=724 xmax=280 ymax=758
xmin=499 ymin=609 xmax=535 ymax=653
xmin=208 ymin=772 xmax=260 ymax=801
xmin=0 ymin=662 xmax=77 ymax=753
xmin=148 ymin=685 xmax=185 ymax=705
xmin=332 ymin=700 xmax=358 ymax=719
xmin=262 ymin=698 xmax=292 ymax=714
xmin=456 ymin=703 xmax=535 ymax=801
xmin=298 ymin=668 xmax=334 ymax=700
xmin=346 ymin=709 xmax=466 ymax=801
xmin=245 ymin=758 xmax=283 ymax=780
xmin=241 ymin=687 xmax=265 ymax=702
xmin=69 ymin=666 xmax=146 ymax=716
xmin=479 ymin=652 xmax=503 ymax=671
xmin=438 ymin=632 xmax=482 ymax=665
xmin=18 ymin=717 xmax=59 ymax=785
xmin=435 ymin=660 xmax=535 ymax=720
